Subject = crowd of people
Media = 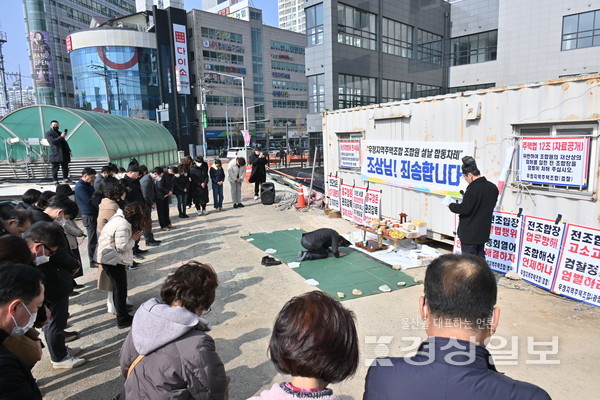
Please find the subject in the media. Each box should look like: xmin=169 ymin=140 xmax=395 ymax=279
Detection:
xmin=0 ymin=154 xmax=552 ymax=399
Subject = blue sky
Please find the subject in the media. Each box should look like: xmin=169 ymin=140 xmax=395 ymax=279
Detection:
xmin=0 ymin=0 xmax=279 ymax=88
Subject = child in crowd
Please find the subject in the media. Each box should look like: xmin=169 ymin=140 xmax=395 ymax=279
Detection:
xmin=210 ymin=159 xmax=225 ymax=211
xmin=249 ymin=291 xmax=359 ymax=400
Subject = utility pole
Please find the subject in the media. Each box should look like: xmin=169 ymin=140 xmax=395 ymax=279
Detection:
xmin=0 ymin=31 xmax=10 ymax=115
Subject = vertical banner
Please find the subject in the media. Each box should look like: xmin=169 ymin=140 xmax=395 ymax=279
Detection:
xmin=361 ymin=141 xmax=474 ymax=196
xmin=352 ymin=187 xmax=366 ymax=224
xmin=30 ymin=31 xmax=54 ymax=88
xmin=172 ymin=24 xmax=190 ymax=95
xmin=518 ymin=137 xmax=590 ymax=188
xmin=241 ymin=130 xmax=251 ymax=146
xmin=326 ymin=175 xmax=341 ymax=211
xmin=364 ymin=189 xmax=381 ymax=222
xmin=340 ymin=184 xmax=354 ymax=222
xmin=517 ymin=216 xmax=566 ymax=290
xmin=339 ymin=141 xmax=361 ymax=169
xmin=485 ymin=212 xmax=523 ymax=274
xmin=552 ymin=225 xmax=600 ymax=307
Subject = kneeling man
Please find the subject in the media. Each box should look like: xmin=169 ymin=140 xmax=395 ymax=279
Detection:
xmin=297 ymin=228 xmax=352 ymax=261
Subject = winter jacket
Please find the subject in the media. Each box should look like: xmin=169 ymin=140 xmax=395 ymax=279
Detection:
xmin=155 ymin=177 xmax=170 ymax=201
xmin=57 ymin=218 xmax=84 ymax=250
xmin=44 ymin=128 xmax=71 ymax=163
xmin=363 ymin=336 xmax=551 ymax=400
xmin=75 ymin=179 xmax=96 ymax=215
xmin=189 ymin=163 xmax=210 ymax=202
xmin=122 ymin=175 xmax=145 ymax=206
xmin=139 ymin=174 xmax=156 ymax=207
xmin=97 ymin=197 xmax=120 ymax=232
xmin=448 ymin=176 xmax=499 ymax=245
xmin=120 ymin=298 xmax=229 ymax=400
xmin=227 ymin=159 xmax=245 ymax=183
xmin=173 ymin=174 xmax=191 ymax=195
xmin=209 ymin=166 xmax=225 ymax=184
xmin=301 ymin=228 xmax=351 ymax=258
xmin=248 ymin=384 xmax=339 ymax=400
xmin=96 ymin=209 xmax=135 ymax=267
xmin=248 ymin=153 xmax=268 ymax=184
xmin=0 ymin=330 xmax=42 ymax=400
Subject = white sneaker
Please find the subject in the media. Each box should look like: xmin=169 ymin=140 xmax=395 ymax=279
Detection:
xmin=67 ymin=346 xmax=82 ymax=357
xmin=254 ymin=195 xmax=259 ymax=200
xmin=202 ymin=209 xmax=207 ymax=215
xmin=52 ymin=354 xmax=86 ymax=369
xmin=107 ymin=305 xmax=116 ymax=314
xmin=197 ymin=210 xmax=202 ymax=216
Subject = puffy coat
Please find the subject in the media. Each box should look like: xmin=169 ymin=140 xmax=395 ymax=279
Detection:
xmin=120 ymin=298 xmax=229 ymax=400
xmin=96 ymin=209 xmax=135 ymax=267
xmin=189 ymin=163 xmax=209 ymax=203
xmin=227 ymin=159 xmax=245 ymax=183
xmin=248 ymin=153 xmax=268 ymax=184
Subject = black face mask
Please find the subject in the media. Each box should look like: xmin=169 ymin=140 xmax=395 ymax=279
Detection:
xmin=53 ymin=126 xmax=60 ymax=132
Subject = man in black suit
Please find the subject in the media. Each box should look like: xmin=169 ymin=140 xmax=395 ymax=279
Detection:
xmin=44 ymin=120 xmax=72 ymax=184
xmin=449 ymin=156 xmax=499 ymax=257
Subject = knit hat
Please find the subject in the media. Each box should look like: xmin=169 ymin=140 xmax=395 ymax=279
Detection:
xmin=127 ymin=161 xmax=140 ymax=172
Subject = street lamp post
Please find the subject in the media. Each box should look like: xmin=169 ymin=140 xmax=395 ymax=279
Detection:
xmin=246 ymin=103 xmax=263 ymax=147
xmin=285 ymin=121 xmax=291 ymax=149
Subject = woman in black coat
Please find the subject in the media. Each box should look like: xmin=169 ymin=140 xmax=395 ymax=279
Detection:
xmin=249 ymin=149 xmax=268 ymax=199
xmin=189 ymin=156 xmax=210 ymax=216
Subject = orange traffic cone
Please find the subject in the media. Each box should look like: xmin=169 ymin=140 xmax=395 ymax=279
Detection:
xmin=296 ymin=184 xmax=307 ymax=208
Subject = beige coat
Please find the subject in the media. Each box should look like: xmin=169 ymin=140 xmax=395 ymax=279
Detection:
xmin=97 ymin=197 xmax=121 ymax=291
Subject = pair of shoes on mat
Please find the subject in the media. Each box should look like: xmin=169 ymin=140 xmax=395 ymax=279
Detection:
xmin=296 ymin=251 xmax=309 ymax=262
xmin=261 ymin=255 xmax=282 ymax=266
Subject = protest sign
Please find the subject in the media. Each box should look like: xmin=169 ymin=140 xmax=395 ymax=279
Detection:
xmin=485 ymin=212 xmax=523 ymax=274
xmin=364 ymin=189 xmax=381 ymax=222
xmin=340 ymin=184 xmax=354 ymax=221
xmin=339 ymin=141 xmax=361 ymax=169
xmin=352 ymin=186 xmax=366 ymax=224
xmin=326 ymin=174 xmax=341 ymax=211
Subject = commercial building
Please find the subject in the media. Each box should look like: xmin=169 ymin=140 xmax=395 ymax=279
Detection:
xmin=67 ymin=12 xmax=160 ymax=119
xmin=187 ymin=8 xmax=307 ymax=150
xmin=303 ymin=0 xmax=450 ymax=146
xmin=448 ymin=0 xmax=600 ymax=91
xmin=278 ymin=0 xmax=306 ymax=33
xmin=22 ymin=0 xmax=136 ymax=107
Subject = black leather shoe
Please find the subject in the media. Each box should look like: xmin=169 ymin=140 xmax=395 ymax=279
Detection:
xmin=237 ymin=203 xmax=245 ymax=208
xmin=233 ymin=203 xmax=239 ymax=208
xmin=146 ymin=240 xmax=161 ymax=246
xmin=134 ymin=248 xmax=148 ymax=254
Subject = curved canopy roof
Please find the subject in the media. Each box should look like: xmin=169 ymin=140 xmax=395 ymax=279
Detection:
xmin=0 ymin=105 xmax=177 ymax=168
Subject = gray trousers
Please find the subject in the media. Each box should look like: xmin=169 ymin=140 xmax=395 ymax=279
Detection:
xmin=82 ymin=214 xmax=97 ymax=265
xmin=230 ymin=181 xmax=242 ymax=204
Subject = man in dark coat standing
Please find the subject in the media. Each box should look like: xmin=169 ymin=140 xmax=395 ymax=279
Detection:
xmin=44 ymin=120 xmax=72 ymax=184
xmin=296 ymin=228 xmax=352 ymax=261
xmin=363 ymin=254 xmax=551 ymax=400
xmin=189 ymin=156 xmax=210 ymax=216
xmin=249 ymin=149 xmax=268 ymax=200
xmin=448 ymin=156 xmax=499 ymax=258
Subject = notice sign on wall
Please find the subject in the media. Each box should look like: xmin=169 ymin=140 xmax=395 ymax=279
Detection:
xmin=552 ymin=224 xmax=600 ymax=307
xmin=485 ymin=212 xmax=523 ymax=274
xmin=339 ymin=141 xmax=361 ymax=169
xmin=361 ymin=140 xmax=475 ymax=197
xmin=364 ymin=189 xmax=381 ymax=222
xmin=518 ymin=137 xmax=589 ymax=187
xmin=352 ymin=187 xmax=366 ymax=224
xmin=173 ymin=24 xmax=190 ymax=95
xmin=517 ymin=216 xmax=566 ymax=290
xmin=340 ymin=184 xmax=354 ymax=221
xmin=326 ymin=175 xmax=341 ymax=211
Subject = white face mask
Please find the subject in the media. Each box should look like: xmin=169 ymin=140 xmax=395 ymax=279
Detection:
xmin=34 ymin=246 xmax=50 ymax=266
xmin=174 ymin=174 xmax=180 ymax=178
xmin=195 ymin=162 xmax=202 ymax=167
xmin=11 ymin=302 xmax=37 ymax=337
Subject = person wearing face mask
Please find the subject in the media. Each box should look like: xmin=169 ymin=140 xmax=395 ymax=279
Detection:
xmin=189 ymin=156 xmax=210 ymax=216
xmin=154 ymin=167 xmax=175 ymax=230
xmin=0 ymin=263 xmax=45 ymax=399
xmin=26 ymin=198 xmax=85 ymax=369
xmin=172 ymin=165 xmax=191 ymax=218
xmin=44 ymin=120 xmax=72 ymax=184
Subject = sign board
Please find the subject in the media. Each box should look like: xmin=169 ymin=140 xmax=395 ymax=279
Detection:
xmin=326 ymin=175 xmax=341 ymax=211
xmin=30 ymin=31 xmax=54 ymax=88
xmin=517 ymin=216 xmax=566 ymax=290
xmin=518 ymin=137 xmax=589 ymax=187
xmin=485 ymin=212 xmax=523 ymax=274
xmin=552 ymin=224 xmax=600 ymax=307
xmin=340 ymin=184 xmax=353 ymax=221
xmin=361 ymin=140 xmax=475 ymax=197
xmin=173 ymin=24 xmax=190 ymax=95
xmin=339 ymin=141 xmax=361 ymax=169
xmin=364 ymin=189 xmax=381 ymax=222
xmin=352 ymin=187 xmax=366 ymax=224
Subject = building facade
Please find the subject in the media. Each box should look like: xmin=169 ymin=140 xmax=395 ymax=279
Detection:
xmin=303 ymin=0 xmax=450 ymax=143
xmin=278 ymin=0 xmax=306 ymax=33
xmin=187 ymin=8 xmax=307 ymax=150
xmin=67 ymin=13 xmax=160 ymax=119
xmin=448 ymin=0 xmax=600 ymax=91
xmin=22 ymin=0 xmax=136 ymax=107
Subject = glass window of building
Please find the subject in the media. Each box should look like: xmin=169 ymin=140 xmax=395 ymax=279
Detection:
xmin=382 ymin=18 xmax=413 ymax=58
xmin=450 ymin=30 xmax=497 ymax=66
xmin=202 ymin=50 xmax=244 ymax=65
xmin=448 ymin=83 xmax=495 ymax=93
xmin=562 ymin=9 xmax=600 ymax=50
xmin=338 ymin=74 xmax=376 ymax=109
xmin=201 ymin=27 xmax=243 ymax=44
xmin=382 ymin=79 xmax=412 ymax=102
xmin=337 ymin=3 xmax=377 ymax=50
xmin=415 ymin=83 xmax=442 ymax=98
xmin=271 ymin=60 xmax=305 ymax=73
xmin=417 ymin=29 xmax=442 ymax=64
xmin=306 ymin=3 xmax=324 ymax=46
xmin=308 ymin=74 xmax=325 ymax=113
xmin=70 ymin=46 xmax=160 ymax=119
